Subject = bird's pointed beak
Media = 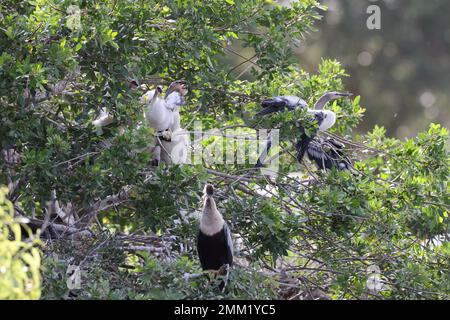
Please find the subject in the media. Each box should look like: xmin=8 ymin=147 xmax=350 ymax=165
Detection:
xmin=202 ymin=184 xmax=214 ymax=207
xmin=180 ymin=82 xmax=188 ymax=96
xmin=204 ymin=184 xmax=214 ymax=198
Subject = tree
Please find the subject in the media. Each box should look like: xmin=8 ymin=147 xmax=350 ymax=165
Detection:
xmin=0 ymin=187 xmax=41 ymax=299
xmin=0 ymin=0 xmax=448 ymax=299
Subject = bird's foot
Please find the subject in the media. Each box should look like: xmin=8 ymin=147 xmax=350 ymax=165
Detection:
xmin=204 ymin=269 xmax=220 ymax=276
xmin=160 ymin=129 xmax=172 ymax=141
xmin=255 ymin=161 xmax=263 ymax=169
xmin=218 ymin=264 xmax=230 ymax=276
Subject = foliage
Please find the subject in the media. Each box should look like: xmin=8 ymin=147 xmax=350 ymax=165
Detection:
xmin=41 ymin=237 xmax=276 ymax=300
xmin=0 ymin=0 xmax=449 ymax=300
xmin=0 ymin=187 xmax=42 ymax=299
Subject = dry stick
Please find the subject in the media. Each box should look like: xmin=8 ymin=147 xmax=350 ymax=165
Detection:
xmin=52 ymin=152 xmax=99 ymax=168
xmin=25 ymin=217 xmax=176 ymax=257
xmin=76 ymin=185 xmax=132 ymax=227
xmin=206 ymin=169 xmax=253 ymax=183
xmin=24 ymin=217 xmax=93 ymax=238
xmin=323 ymin=131 xmax=382 ymax=154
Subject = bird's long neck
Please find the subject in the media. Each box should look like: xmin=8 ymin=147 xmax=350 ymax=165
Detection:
xmin=314 ymin=95 xmax=332 ymax=110
xmin=200 ymin=196 xmax=224 ymax=236
xmin=150 ymin=96 xmax=163 ymax=109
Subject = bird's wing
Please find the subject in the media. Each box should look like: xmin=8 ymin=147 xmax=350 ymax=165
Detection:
xmin=322 ymin=138 xmax=352 ymax=170
xmin=165 ymin=91 xmax=185 ymax=111
xmin=258 ymin=96 xmax=306 ymax=116
xmin=196 ymin=230 xmax=208 ymax=270
xmin=306 ymin=140 xmax=329 ymax=170
xmin=296 ymin=131 xmax=314 ymax=163
xmin=140 ymin=90 xmax=155 ymax=104
xmin=307 ymin=138 xmax=352 ymax=170
xmin=261 ymin=96 xmax=287 ymax=109
xmin=282 ymin=96 xmax=308 ymax=108
xmin=255 ymin=105 xmax=281 ymax=116
xmin=222 ymin=222 xmax=234 ymax=265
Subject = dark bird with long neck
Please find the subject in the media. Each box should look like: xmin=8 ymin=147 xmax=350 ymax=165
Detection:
xmin=255 ymin=91 xmax=352 ymax=171
xmin=197 ymin=184 xmax=233 ymax=290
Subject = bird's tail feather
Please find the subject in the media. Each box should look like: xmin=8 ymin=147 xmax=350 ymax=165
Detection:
xmin=255 ymin=106 xmax=278 ymax=116
xmin=255 ymin=137 xmax=272 ymax=168
xmin=296 ymin=135 xmax=312 ymax=163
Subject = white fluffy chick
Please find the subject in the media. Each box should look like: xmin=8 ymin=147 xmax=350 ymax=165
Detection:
xmin=141 ymin=86 xmax=173 ymax=132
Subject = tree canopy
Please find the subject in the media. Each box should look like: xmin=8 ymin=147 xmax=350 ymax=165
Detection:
xmin=0 ymin=0 xmax=449 ymax=300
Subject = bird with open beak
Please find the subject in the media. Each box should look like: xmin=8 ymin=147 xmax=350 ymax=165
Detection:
xmin=197 ymin=184 xmax=233 ymax=291
xmin=141 ymin=81 xmax=189 ymax=165
xmin=164 ymin=80 xmax=188 ymax=132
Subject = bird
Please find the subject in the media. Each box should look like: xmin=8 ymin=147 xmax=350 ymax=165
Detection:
xmin=158 ymin=80 xmax=189 ymax=165
xmin=197 ymin=184 xmax=233 ymax=291
xmin=165 ymin=80 xmax=188 ymax=130
xmin=141 ymin=85 xmax=173 ymax=135
xmin=257 ymin=91 xmax=351 ymax=116
xmin=255 ymin=95 xmax=308 ymax=116
xmin=255 ymin=91 xmax=352 ymax=170
xmin=305 ymin=136 xmax=352 ymax=171
xmin=141 ymin=81 xmax=189 ymax=165
xmin=158 ymin=128 xmax=189 ymax=165
xmin=141 ymin=80 xmax=188 ymax=136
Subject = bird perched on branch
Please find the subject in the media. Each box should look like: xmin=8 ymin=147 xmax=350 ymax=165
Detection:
xmin=141 ymin=85 xmax=172 ymax=138
xmin=307 ymin=137 xmax=352 ymax=171
xmin=164 ymin=80 xmax=188 ymax=131
xmin=255 ymin=95 xmax=308 ymax=116
xmin=141 ymin=81 xmax=189 ymax=165
xmin=256 ymin=91 xmax=352 ymax=171
xmin=197 ymin=184 xmax=233 ymax=291
xmin=141 ymin=80 xmax=187 ymax=138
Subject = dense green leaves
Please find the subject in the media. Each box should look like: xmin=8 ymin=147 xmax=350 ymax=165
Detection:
xmin=0 ymin=187 xmax=42 ymax=299
xmin=0 ymin=0 xmax=449 ymax=300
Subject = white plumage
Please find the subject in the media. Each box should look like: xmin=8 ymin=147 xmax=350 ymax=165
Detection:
xmin=141 ymin=81 xmax=189 ymax=165
xmin=141 ymin=87 xmax=174 ymax=132
xmin=159 ymin=128 xmax=189 ymax=165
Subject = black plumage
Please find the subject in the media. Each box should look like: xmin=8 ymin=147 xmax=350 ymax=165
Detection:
xmin=197 ymin=185 xmax=233 ymax=284
xmin=255 ymin=92 xmax=352 ymax=171
xmin=257 ymin=95 xmax=308 ymax=116
xmin=197 ymin=222 xmax=233 ymax=271
xmin=306 ymin=137 xmax=352 ymax=171
xmin=255 ymin=134 xmax=273 ymax=168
